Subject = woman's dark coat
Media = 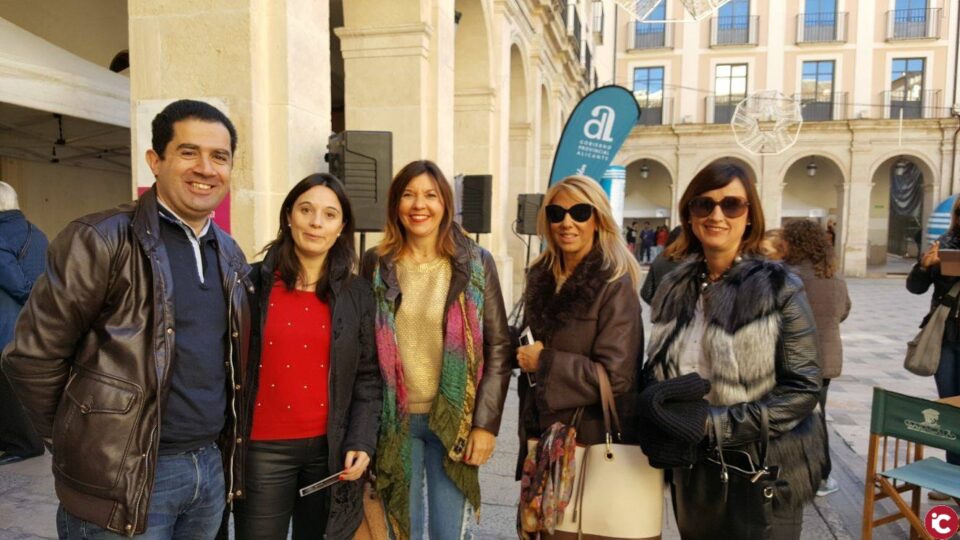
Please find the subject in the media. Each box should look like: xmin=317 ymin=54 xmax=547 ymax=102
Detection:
xmin=516 ymin=248 xmax=644 ymax=477
xmin=237 ymin=250 xmax=383 ymax=540
xmin=647 ymin=257 xmax=824 ymax=506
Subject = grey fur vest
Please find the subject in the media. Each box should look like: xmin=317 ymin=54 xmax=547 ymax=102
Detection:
xmin=647 ymin=256 xmax=825 ymax=506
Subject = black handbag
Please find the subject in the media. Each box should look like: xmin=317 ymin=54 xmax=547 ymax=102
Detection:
xmin=673 ymin=406 xmax=790 ymax=540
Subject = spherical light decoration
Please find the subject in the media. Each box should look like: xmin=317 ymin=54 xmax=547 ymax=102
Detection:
xmin=730 ymin=90 xmax=803 ymax=156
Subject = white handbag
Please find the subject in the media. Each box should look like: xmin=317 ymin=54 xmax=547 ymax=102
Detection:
xmin=539 ymin=364 xmax=664 ymax=540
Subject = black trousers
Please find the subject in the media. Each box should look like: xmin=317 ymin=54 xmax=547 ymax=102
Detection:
xmin=819 ymin=378 xmax=832 ymax=479
xmin=0 ymin=367 xmax=43 ymax=458
xmin=670 ymin=481 xmax=804 ymax=540
xmin=234 ymin=436 xmax=330 ymax=540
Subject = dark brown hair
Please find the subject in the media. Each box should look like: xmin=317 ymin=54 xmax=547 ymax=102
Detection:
xmin=377 ymin=159 xmax=457 ymax=260
xmin=783 ymin=219 xmax=836 ymax=278
xmin=261 ymin=173 xmax=356 ymax=301
xmin=664 ymin=162 xmax=765 ymax=260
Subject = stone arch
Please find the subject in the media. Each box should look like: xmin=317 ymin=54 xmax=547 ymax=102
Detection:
xmin=623 ymin=157 xmax=675 ymax=234
xmin=453 ymin=0 xmax=495 ymax=179
xmin=780 ymin=154 xmax=845 ymax=232
xmin=867 ymin=153 xmax=938 ymax=266
xmin=506 ymin=42 xmax=533 ymax=296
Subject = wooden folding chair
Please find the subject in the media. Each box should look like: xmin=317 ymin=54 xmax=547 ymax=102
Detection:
xmin=863 ymin=387 xmax=960 ymax=540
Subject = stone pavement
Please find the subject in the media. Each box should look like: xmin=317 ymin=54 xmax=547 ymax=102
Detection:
xmin=1 ymin=277 xmax=957 ymax=539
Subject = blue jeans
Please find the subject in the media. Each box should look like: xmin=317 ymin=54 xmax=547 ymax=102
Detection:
xmin=57 ymin=444 xmax=225 ymax=539
xmin=408 ymin=414 xmax=468 ymax=540
xmin=938 ymin=342 xmax=960 ymax=465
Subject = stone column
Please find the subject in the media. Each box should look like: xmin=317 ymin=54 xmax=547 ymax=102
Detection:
xmin=336 ymin=0 xmax=455 ymax=174
xmin=128 ymin=0 xmax=331 ymax=256
xmin=844 ymin=142 xmax=874 ymax=277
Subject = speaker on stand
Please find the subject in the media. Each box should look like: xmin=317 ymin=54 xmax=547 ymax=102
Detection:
xmin=461 ymin=175 xmax=492 ymax=242
xmin=325 ymin=130 xmax=393 ymax=254
xmin=516 ymin=193 xmax=544 ymax=270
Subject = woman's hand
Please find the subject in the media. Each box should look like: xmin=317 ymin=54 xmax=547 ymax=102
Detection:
xmin=921 ymin=240 xmax=940 ymax=269
xmin=465 ymin=427 xmax=496 ymax=466
xmin=341 ymin=450 xmax=370 ymax=481
xmin=517 ymin=341 xmax=544 ymax=373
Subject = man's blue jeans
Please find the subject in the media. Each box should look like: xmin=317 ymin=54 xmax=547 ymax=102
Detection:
xmin=57 ymin=443 xmax=225 ymax=539
xmin=408 ymin=414 xmax=468 ymax=540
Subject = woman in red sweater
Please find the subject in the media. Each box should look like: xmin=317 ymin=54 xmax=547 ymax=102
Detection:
xmin=233 ymin=174 xmax=382 ymax=540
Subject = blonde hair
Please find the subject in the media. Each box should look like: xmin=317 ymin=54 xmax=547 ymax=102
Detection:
xmin=531 ymin=175 xmax=641 ymax=288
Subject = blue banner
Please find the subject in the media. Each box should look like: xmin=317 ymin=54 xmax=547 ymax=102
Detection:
xmin=549 ymin=85 xmax=641 ymax=186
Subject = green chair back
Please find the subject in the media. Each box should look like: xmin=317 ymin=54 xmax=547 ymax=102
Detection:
xmin=869 ymin=387 xmax=960 ymax=456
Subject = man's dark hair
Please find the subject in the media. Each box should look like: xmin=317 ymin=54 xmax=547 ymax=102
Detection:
xmin=151 ymin=99 xmax=238 ymax=158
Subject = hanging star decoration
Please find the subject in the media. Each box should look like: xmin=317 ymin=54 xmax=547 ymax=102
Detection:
xmin=731 ymin=90 xmax=803 ymax=155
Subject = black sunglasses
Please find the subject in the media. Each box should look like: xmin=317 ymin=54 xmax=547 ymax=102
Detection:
xmin=688 ymin=196 xmax=750 ymax=219
xmin=545 ymin=203 xmax=594 ymax=224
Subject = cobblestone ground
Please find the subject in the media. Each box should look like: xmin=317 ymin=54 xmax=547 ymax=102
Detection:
xmin=0 ymin=277 xmax=953 ymax=539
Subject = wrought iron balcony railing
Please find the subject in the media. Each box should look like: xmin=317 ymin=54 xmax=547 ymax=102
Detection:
xmin=626 ymin=21 xmax=673 ymax=49
xmin=796 ymin=12 xmax=848 ymax=43
xmin=795 ymin=91 xmax=848 ymax=121
xmin=882 ymin=89 xmax=942 ymax=119
xmin=886 ymin=8 xmax=941 ymax=40
xmin=709 ymin=15 xmax=759 ymax=47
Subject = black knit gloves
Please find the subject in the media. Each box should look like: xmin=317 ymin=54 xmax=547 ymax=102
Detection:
xmin=636 ymin=373 xmax=712 ymax=469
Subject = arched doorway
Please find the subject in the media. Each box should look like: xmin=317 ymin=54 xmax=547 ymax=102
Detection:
xmin=624 ymin=159 xmax=673 ymax=262
xmin=453 ymin=0 xmax=493 ymax=178
xmin=506 ymin=43 xmax=531 ymax=295
xmin=782 ymin=155 xmax=843 ymax=250
xmin=869 ymin=155 xmax=934 ymax=272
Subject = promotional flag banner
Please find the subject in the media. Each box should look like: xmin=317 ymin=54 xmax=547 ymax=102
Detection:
xmin=549 ymin=85 xmax=641 ymax=186
xmin=927 ymin=195 xmax=956 ymax=247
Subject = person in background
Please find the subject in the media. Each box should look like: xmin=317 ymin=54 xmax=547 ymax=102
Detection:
xmin=906 ymin=195 xmax=960 ymax=500
xmin=653 ymin=225 xmax=669 ymax=260
xmin=361 ymin=160 xmax=512 ymax=540
xmin=782 ymin=219 xmax=851 ymax=498
xmin=639 ymin=226 xmax=682 ymax=306
xmin=626 ymin=220 xmax=638 ymax=255
xmin=233 ymin=174 xmax=382 ymax=539
xmin=0 ymin=181 xmax=47 ymax=466
xmin=2 ymin=99 xmax=251 ymax=538
xmin=644 ymin=162 xmax=823 ymax=539
xmin=639 ymin=221 xmax=656 ymax=264
xmin=759 ymin=228 xmax=787 ymax=260
xmin=826 ymin=219 xmax=837 ymax=247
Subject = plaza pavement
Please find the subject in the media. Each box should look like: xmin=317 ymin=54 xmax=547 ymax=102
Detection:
xmin=0 ymin=277 xmax=955 ymax=539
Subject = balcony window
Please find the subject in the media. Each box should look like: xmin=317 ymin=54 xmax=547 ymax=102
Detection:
xmin=887 ymin=0 xmax=941 ymax=40
xmin=800 ymin=60 xmax=835 ymax=121
xmin=889 ymin=58 xmax=925 ymax=119
xmin=633 ymin=0 xmax=667 ymax=49
xmin=634 ymin=66 xmax=665 ymax=125
xmin=710 ymin=0 xmax=757 ymax=47
xmin=798 ymin=0 xmax=846 ymax=43
xmin=713 ymin=63 xmax=747 ymax=123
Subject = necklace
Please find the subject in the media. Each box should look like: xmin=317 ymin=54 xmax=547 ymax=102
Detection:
xmin=699 ymin=256 xmax=742 ymax=290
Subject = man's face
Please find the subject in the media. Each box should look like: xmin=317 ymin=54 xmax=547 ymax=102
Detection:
xmin=146 ymin=119 xmax=233 ymax=230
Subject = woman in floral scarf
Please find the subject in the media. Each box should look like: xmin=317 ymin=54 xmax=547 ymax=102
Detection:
xmin=360 ymin=160 xmax=513 ymax=539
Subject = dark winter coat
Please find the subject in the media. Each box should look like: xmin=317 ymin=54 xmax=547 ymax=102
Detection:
xmin=906 ymin=231 xmax=960 ymax=342
xmin=646 ymin=257 xmax=824 ymax=507
xmin=239 ymin=249 xmax=382 ymax=539
xmin=792 ymin=262 xmax=850 ymax=379
xmin=0 ymin=210 xmax=48 ymax=349
xmin=516 ymin=248 xmax=644 ymax=476
xmin=1 ymin=188 xmax=252 ymax=534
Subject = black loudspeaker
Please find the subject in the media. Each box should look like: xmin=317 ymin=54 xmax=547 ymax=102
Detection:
xmin=461 ymin=175 xmax=492 ymax=234
xmin=516 ymin=193 xmax=544 ymax=236
xmin=325 ymin=131 xmax=392 ymax=232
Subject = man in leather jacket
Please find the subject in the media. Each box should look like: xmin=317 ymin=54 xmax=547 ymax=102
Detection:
xmin=1 ymin=100 xmax=252 ymax=538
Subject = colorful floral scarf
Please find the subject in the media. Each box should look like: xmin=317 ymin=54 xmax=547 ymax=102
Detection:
xmin=518 ymin=422 xmax=578 ymax=538
xmin=372 ymin=243 xmax=487 ymax=540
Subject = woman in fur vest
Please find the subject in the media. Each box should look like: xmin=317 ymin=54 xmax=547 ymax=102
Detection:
xmin=514 ymin=176 xmax=643 ymax=524
xmin=646 ymin=163 xmax=823 ymax=540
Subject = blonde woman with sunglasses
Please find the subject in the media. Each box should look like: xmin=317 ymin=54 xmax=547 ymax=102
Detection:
xmin=644 ymin=163 xmax=824 ymax=540
xmin=514 ymin=176 xmax=643 ymax=532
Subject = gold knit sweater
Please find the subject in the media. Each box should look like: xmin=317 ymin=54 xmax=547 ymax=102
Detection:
xmin=395 ymin=256 xmax=452 ymax=414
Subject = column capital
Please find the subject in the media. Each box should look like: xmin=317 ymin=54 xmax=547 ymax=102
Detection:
xmin=335 ymin=23 xmax=433 ymax=59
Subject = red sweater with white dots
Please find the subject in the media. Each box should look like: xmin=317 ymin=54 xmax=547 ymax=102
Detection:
xmin=251 ymin=282 xmax=331 ymax=441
